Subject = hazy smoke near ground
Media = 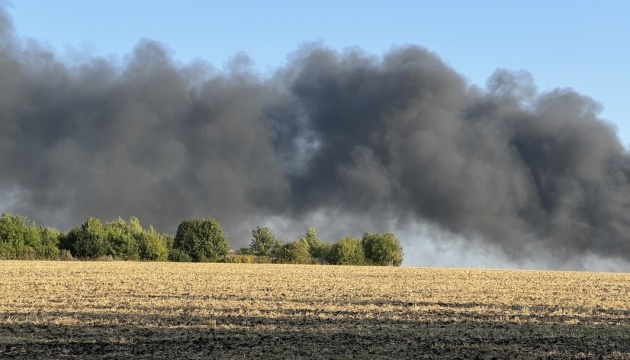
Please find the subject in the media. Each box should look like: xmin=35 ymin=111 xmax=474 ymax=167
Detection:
xmin=1 ymin=8 xmax=629 ymax=268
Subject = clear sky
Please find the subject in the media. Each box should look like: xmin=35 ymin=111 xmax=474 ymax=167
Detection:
xmin=6 ymin=1 xmax=630 ymax=145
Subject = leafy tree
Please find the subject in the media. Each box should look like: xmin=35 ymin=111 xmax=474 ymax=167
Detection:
xmin=273 ymin=240 xmax=311 ymax=264
xmin=249 ymin=226 xmax=277 ymax=256
xmin=327 ymin=236 xmax=365 ymax=265
xmin=304 ymin=226 xmax=319 ymax=249
xmin=303 ymin=226 xmax=331 ymax=260
xmin=0 ymin=214 xmax=63 ymax=259
xmin=64 ymin=217 xmax=108 ymax=259
xmin=37 ymin=227 xmax=61 ymax=259
xmin=163 ymin=233 xmax=175 ymax=252
xmin=137 ymin=226 xmax=169 ymax=261
xmin=104 ymin=217 xmax=141 ymax=260
xmin=173 ymin=218 xmax=228 ymax=262
xmin=0 ymin=213 xmax=40 ymax=259
xmin=361 ymin=232 xmax=404 ymax=266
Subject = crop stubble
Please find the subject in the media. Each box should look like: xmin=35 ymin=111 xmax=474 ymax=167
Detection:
xmin=0 ymin=261 xmax=629 ymax=359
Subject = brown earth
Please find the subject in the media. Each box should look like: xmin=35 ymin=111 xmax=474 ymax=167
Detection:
xmin=0 ymin=261 xmax=629 ymax=359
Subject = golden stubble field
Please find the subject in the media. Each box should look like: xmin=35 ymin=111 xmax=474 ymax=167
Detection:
xmin=0 ymin=261 xmax=629 ymax=359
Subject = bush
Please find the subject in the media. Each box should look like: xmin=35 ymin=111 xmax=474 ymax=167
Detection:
xmin=168 ymin=248 xmax=192 ymax=262
xmin=58 ymin=249 xmax=74 ymax=261
xmin=254 ymin=256 xmax=272 ymax=263
xmin=173 ymin=218 xmax=228 ymax=262
xmin=361 ymin=232 xmax=403 ymax=266
xmin=327 ymin=236 xmax=365 ymax=265
xmin=274 ymin=240 xmax=311 ymax=264
xmin=227 ymin=254 xmax=255 ymax=263
xmin=237 ymin=246 xmax=252 ymax=255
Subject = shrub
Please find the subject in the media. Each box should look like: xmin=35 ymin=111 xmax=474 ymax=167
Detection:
xmin=168 ymin=248 xmax=192 ymax=262
xmin=253 ymin=256 xmax=271 ymax=264
xmin=361 ymin=232 xmax=403 ymax=266
xmin=237 ymin=246 xmax=252 ymax=255
xmin=274 ymin=240 xmax=311 ymax=264
xmin=327 ymin=236 xmax=365 ymax=265
xmin=227 ymin=254 xmax=255 ymax=263
xmin=58 ymin=249 xmax=74 ymax=261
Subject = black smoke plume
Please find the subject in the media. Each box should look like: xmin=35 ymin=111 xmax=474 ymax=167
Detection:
xmin=1 ymin=9 xmax=629 ymax=268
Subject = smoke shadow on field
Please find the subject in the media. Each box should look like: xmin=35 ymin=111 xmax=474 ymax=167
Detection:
xmin=1 ymin=305 xmax=629 ymax=359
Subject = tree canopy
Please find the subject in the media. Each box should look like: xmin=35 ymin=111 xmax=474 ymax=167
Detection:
xmin=303 ymin=226 xmax=331 ymax=261
xmin=0 ymin=213 xmax=60 ymax=259
xmin=249 ymin=226 xmax=277 ymax=257
xmin=0 ymin=213 xmax=404 ymax=266
xmin=327 ymin=236 xmax=365 ymax=266
xmin=273 ymin=240 xmax=311 ymax=264
xmin=362 ymin=232 xmax=404 ymax=266
xmin=173 ymin=218 xmax=228 ymax=262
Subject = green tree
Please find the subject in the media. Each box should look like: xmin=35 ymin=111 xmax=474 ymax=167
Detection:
xmin=361 ymin=232 xmax=404 ymax=266
xmin=273 ymin=239 xmax=311 ymax=264
xmin=37 ymin=227 xmax=61 ymax=259
xmin=303 ymin=226 xmax=331 ymax=261
xmin=64 ymin=217 xmax=108 ymax=259
xmin=138 ymin=226 xmax=169 ymax=261
xmin=104 ymin=217 xmax=141 ymax=260
xmin=304 ymin=226 xmax=319 ymax=248
xmin=249 ymin=226 xmax=277 ymax=256
xmin=173 ymin=218 xmax=228 ymax=262
xmin=0 ymin=213 xmax=41 ymax=259
xmin=327 ymin=236 xmax=365 ymax=265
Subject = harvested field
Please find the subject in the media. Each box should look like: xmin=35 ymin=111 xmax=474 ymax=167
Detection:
xmin=0 ymin=261 xmax=629 ymax=359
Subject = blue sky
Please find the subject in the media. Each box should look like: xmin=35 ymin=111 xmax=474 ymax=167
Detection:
xmin=6 ymin=1 xmax=630 ymax=144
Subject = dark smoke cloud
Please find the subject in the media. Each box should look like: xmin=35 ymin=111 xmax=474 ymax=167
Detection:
xmin=1 ymin=8 xmax=629 ymax=268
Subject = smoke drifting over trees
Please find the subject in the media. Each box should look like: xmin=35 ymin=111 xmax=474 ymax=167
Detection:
xmin=1 ymin=8 xmax=629 ymax=268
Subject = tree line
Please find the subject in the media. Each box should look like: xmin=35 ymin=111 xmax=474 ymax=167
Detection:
xmin=0 ymin=213 xmax=403 ymax=266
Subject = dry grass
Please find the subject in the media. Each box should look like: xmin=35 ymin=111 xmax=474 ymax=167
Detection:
xmin=1 ymin=261 xmax=629 ymax=359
